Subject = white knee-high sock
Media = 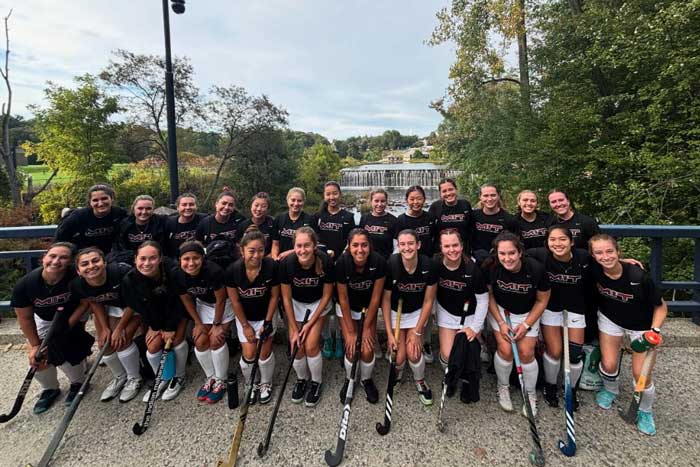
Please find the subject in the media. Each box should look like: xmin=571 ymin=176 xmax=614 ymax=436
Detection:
xmin=360 ymin=356 xmax=375 ymax=381
xmin=146 ymin=350 xmax=162 ymax=376
xmin=293 ymin=357 xmax=310 ymax=380
xmin=639 ymin=383 xmax=656 ymax=412
xmin=543 ymin=352 xmax=560 ymax=385
xmin=408 ymin=354 xmax=426 ymax=381
xmin=258 ymin=353 xmax=275 ymax=384
xmin=239 ymin=357 xmax=254 ymax=385
xmin=117 ymin=343 xmax=141 ymax=379
xmin=35 ymin=366 xmax=59 ymax=390
xmin=211 ymin=345 xmax=229 ymax=380
xmin=494 ymin=352 xmax=513 ymax=387
xmin=600 ymin=365 xmax=620 ymax=395
xmin=344 ymin=356 xmax=353 ymax=379
xmin=60 ymin=361 xmax=86 ymax=384
xmin=195 ymin=348 xmax=215 ymax=379
xmin=103 ymin=352 xmax=126 ymax=378
xmin=570 ymin=361 xmax=583 ymax=387
xmin=307 ymin=353 xmax=323 ymax=383
xmin=173 ymin=341 xmax=188 ymax=378
xmin=521 ymin=360 xmax=539 ymax=394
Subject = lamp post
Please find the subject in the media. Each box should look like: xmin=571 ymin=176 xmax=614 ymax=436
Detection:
xmin=162 ymin=0 xmax=185 ymax=205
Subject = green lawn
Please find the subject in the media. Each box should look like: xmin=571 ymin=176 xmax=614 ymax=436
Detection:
xmin=18 ymin=163 xmax=137 ymax=188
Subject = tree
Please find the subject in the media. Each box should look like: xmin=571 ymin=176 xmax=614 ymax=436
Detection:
xmin=0 ymin=9 xmax=21 ymax=205
xmin=100 ymin=49 xmax=202 ymax=163
xmin=296 ymin=143 xmax=341 ymax=208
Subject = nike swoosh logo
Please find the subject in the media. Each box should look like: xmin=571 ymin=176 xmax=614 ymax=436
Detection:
xmin=464 ymin=275 xmax=472 ymax=278
xmin=630 ymin=282 xmax=640 ymax=285
xmin=369 ymin=267 xmax=376 ymax=271
xmin=422 ymin=271 xmax=429 ymax=274
xmin=570 ymin=318 xmax=580 ymax=323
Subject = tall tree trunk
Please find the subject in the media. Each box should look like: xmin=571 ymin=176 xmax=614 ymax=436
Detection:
xmin=516 ymin=0 xmax=531 ymax=111
xmin=0 ymin=10 xmax=21 ymax=206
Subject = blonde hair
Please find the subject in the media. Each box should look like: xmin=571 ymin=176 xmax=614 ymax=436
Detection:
xmin=287 ymin=187 xmax=306 ymax=202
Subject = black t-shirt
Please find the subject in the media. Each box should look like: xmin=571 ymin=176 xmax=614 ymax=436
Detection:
xmin=395 ymin=211 xmax=436 ymax=257
xmin=547 ymin=212 xmax=600 ymax=250
xmin=515 ymin=211 xmax=549 ymax=250
xmin=164 ymin=213 xmax=205 ymax=257
xmin=236 ymin=216 xmax=275 ymax=255
xmin=174 ymin=262 xmax=224 ymax=304
xmin=271 ymin=212 xmax=314 ymax=254
xmin=429 ymin=199 xmax=473 ymax=253
xmin=591 ymin=262 xmax=661 ymax=331
xmin=11 ymin=267 xmax=79 ymax=321
xmin=196 ymin=211 xmax=248 ymax=247
xmin=359 ymin=212 xmax=397 ymax=260
xmin=278 ymin=251 xmax=334 ymax=303
xmin=335 ymin=251 xmax=386 ymax=312
xmin=70 ymin=262 xmax=131 ymax=308
xmin=383 ymin=254 xmax=438 ymax=314
xmin=485 ymin=256 xmax=551 ymax=315
xmin=55 ymin=206 xmax=128 ymax=254
xmin=225 ymin=257 xmax=278 ymax=322
xmin=470 ymin=208 xmax=520 ymax=253
xmin=313 ymin=208 xmax=355 ymax=259
xmin=436 ymin=259 xmax=488 ymax=317
xmin=527 ymin=247 xmax=591 ymax=314
xmin=118 ymin=214 xmax=168 ymax=252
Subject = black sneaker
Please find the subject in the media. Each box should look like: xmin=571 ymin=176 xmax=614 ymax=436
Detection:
xmin=460 ymin=381 xmax=471 ymax=404
xmin=544 ymin=383 xmax=559 ymax=407
xmin=291 ymin=379 xmax=307 ymax=404
xmin=361 ymin=379 xmax=379 ymax=404
xmin=339 ymin=379 xmax=349 ymax=403
xmin=33 ymin=388 xmax=61 ymax=414
xmin=305 ymin=381 xmax=323 ymax=407
xmin=247 ymin=384 xmax=259 ymax=406
xmin=64 ymin=382 xmax=88 ymax=407
xmin=415 ymin=379 xmax=433 ymax=406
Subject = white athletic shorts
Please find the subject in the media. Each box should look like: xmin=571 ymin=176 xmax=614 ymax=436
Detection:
xmin=34 ymin=315 xmax=53 ymax=340
xmin=487 ymin=306 xmax=540 ymax=338
xmin=105 ymin=305 xmax=124 ymax=319
xmin=390 ymin=307 xmax=421 ymax=329
xmin=597 ymin=312 xmax=645 ymax=340
xmin=292 ymin=298 xmax=332 ymax=322
xmin=235 ymin=319 xmax=275 ymax=343
xmin=540 ymin=309 xmax=586 ymax=328
xmin=196 ymin=299 xmax=234 ymax=325
xmin=335 ymin=304 xmax=362 ymax=321
xmin=436 ymin=302 xmax=483 ymax=332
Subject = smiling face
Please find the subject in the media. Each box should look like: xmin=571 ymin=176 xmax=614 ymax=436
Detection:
xmin=135 ymin=245 xmax=161 ymax=278
xmin=133 ymin=199 xmax=154 ymax=224
xmin=177 ymin=196 xmax=197 ymax=220
xmin=440 ymin=232 xmax=463 ymax=263
xmin=242 ymin=238 xmax=266 ymax=268
xmin=89 ymin=190 xmax=113 ymax=217
xmin=398 ymin=232 xmax=420 ymax=262
xmin=179 ymin=251 xmax=203 ymax=276
xmin=250 ymin=198 xmax=269 ymax=221
xmin=480 ymin=186 xmax=500 ymax=211
xmin=518 ymin=191 xmax=538 ymax=215
xmin=590 ymin=239 xmax=620 ymax=271
xmin=406 ymin=190 xmax=425 ymax=215
xmin=439 ymin=182 xmax=458 ymax=205
xmin=349 ymin=233 xmax=370 ymax=266
xmin=294 ymin=232 xmax=316 ymax=266
xmin=548 ymin=191 xmax=572 ymax=218
xmin=324 ymin=185 xmax=340 ymax=212
xmin=496 ymin=240 xmax=522 ymax=272
xmin=547 ymin=228 xmax=573 ymax=259
xmin=371 ymin=192 xmax=387 ymax=216
xmin=287 ymin=191 xmax=305 ymax=215
xmin=76 ymin=251 xmax=107 ymax=283
xmin=215 ymin=195 xmax=235 ymax=218
xmin=42 ymin=246 xmax=73 ymax=275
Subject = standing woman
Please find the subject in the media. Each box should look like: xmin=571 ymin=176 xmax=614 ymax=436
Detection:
xmin=382 ymin=229 xmax=438 ymax=405
xmin=335 ymin=228 xmax=386 ymax=403
xmin=395 ymin=185 xmax=436 ymax=258
xmin=271 ymin=187 xmax=314 ymax=261
xmin=196 ymin=190 xmax=248 ymax=266
xmin=429 ymin=178 xmax=473 ymax=255
xmin=165 ymin=193 xmax=205 ymax=258
xmin=118 ymin=195 xmax=168 ymax=254
xmin=122 ymin=241 xmax=189 ymax=401
xmin=71 ymin=247 xmax=143 ymax=402
xmin=55 ymin=183 xmax=127 ymax=254
xmin=225 ymin=227 xmax=279 ymax=404
xmin=514 ymin=190 xmax=549 ymax=250
xmin=435 ymin=230 xmax=489 ymax=403
xmin=358 ymin=188 xmax=398 ymax=260
xmin=526 ymin=226 xmax=591 ymax=408
xmin=470 ymin=184 xmax=519 ymax=265
xmin=589 ymin=234 xmax=667 ymax=435
xmin=279 ymin=227 xmax=334 ymax=407
xmin=486 ymin=232 xmax=550 ymax=416
xmin=175 ymin=241 xmax=233 ymax=404
xmin=236 ymin=192 xmax=275 ymax=255
xmin=546 ymin=189 xmax=600 ymax=249
xmin=11 ymin=242 xmax=95 ymax=413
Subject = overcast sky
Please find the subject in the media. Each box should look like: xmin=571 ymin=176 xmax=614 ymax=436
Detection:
xmin=0 ymin=0 xmax=455 ymax=140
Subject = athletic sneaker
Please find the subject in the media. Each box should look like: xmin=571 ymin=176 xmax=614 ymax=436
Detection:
xmin=162 ymin=377 xmax=184 ymax=401
xmin=595 ymin=388 xmax=617 ymax=410
xmin=361 ymin=379 xmax=379 ymax=404
xmin=544 ymin=383 xmax=559 ymax=407
xmin=423 ymin=343 xmax=435 ymax=364
xmin=101 ymin=374 xmax=127 ymax=402
xmin=119 ymin=377 xmax=142 ymax=403
xmin=258 ymin=383 xmax=272 ymax=404
xmin=322 ymin=338 xmax=334 ymax=359
xmin=339 ymin=378 xmax=350 ymax=403
xmin=65 ymin=382 xmax=88 ymax=407
xmin=415 ymin=379 xmax=433 ymax=406
xmin=497 ymin=385 xmax=513 ymax=412
xmin=305 ymin=381 xmax=323 ymax=407
xmin=291 ymin=379 xmax=308 ymax=404
xmin=197 ymin=378 xmax=214 ymax=402
xmin=637 ymin=410 xmax=656 ymax=436
xmin=142 ymin=379 xmax=168 ymax=403
xmin=334 ymin=337 xmax=344 ymax=360
xmin=521 ymin=392 xmax=538 ymax=418
xmin=33 ymin=388 xmax=61 ymax=414
xmin=247 ymin=384 xmax=259 ymax=406
xmin=206 ymin=379 xmax=226 ymax=404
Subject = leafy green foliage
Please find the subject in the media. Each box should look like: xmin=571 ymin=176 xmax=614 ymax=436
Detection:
xmin=296 ymin=143 xmax=342 ymax=208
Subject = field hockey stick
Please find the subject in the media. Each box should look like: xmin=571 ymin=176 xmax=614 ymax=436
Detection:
xmin=132 ymin=339 xmax=172 ymax=435
xmin=376 ymin=299 xmax=402 ymax=436
xmin=619 ymin=333 xmax=660 ymax=424
xmin=557 ymin=309 xmax=576 ymax=457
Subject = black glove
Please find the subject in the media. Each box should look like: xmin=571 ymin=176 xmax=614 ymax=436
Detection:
xmin=260 ymin=320 xmax=274 ymax=342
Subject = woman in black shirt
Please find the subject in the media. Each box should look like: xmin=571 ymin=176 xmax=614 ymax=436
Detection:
xmin=359 ymin=188 xmax=397 ymax=260
xmin=164 ymin=193 xmax=205 ymax=258
xmin=515 ymin=190 xmax=548 ymax=250
xmin=117 ymin=195 xmax=167 ymax=254
xmin=271 ymin=187 xmax=314 ymax=261
xmin=395 ymin=185 xmax=435 ymax=258
xmin=236 ymin=192 xmax=275 ymax=256
xmin=195 ymin=190 xmax=248 ymax=268
xmin=429 ymin=178 xmax=472 ymax=255
xmin=546 ymin=188 xmax=600 ymax=249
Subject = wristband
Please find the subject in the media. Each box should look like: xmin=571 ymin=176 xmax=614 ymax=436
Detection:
xmin=524 ymin=323 xmax=532 ymax=332
xmin=651 ymin=327 xmax=661 ymax=334
xmin=413 ymin=330 xmax=423 ymax=337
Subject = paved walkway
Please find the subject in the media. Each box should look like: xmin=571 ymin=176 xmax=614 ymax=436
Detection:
xmin=1 ymin=334 xmax=699 ymax=466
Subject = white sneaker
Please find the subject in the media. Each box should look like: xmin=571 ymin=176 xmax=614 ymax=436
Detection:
xmin=522 ymin=391 xmax=538 ymax=418
xmin=497 ymin=385 xmax=513 ymax=412
xmin=119 ymin=377 xmax=143 ymax=403
xmin=162 ymin=377 xmax=185 ymax=401
xmin=258 ymin=382 xmax=273 ymax=404
xmin=101 ymin=374 xmax=127 ymax=402
xmin=142 ymin=379 xmax=168 ymax=403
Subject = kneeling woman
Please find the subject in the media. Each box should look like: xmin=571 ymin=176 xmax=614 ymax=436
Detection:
xmin=382 ymin=229 xmax=438 ymax=406
xmin=486 ymin=232 xmax=550 ymax=416
xmin=11 ymin=242 xmax=94 ymax=413
xmin=589 ymin=234 xmax=667 ymax=436
xmin=175 ymin=241 xmax=233 ymax=404
xmin=335 ymin=228 xmax=386 ymax=404
xmin=71 ymin=247 xmax=143 ymax=402
xmin=435 ymin=230 xmax=488 ymax=403
xmin=226 ymin=228 xmax=279 ymax=404
xmin=122 ymin=241 xmax=188 ymax=401
xmin=279 ymin=226 xmax=334 ymax=407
